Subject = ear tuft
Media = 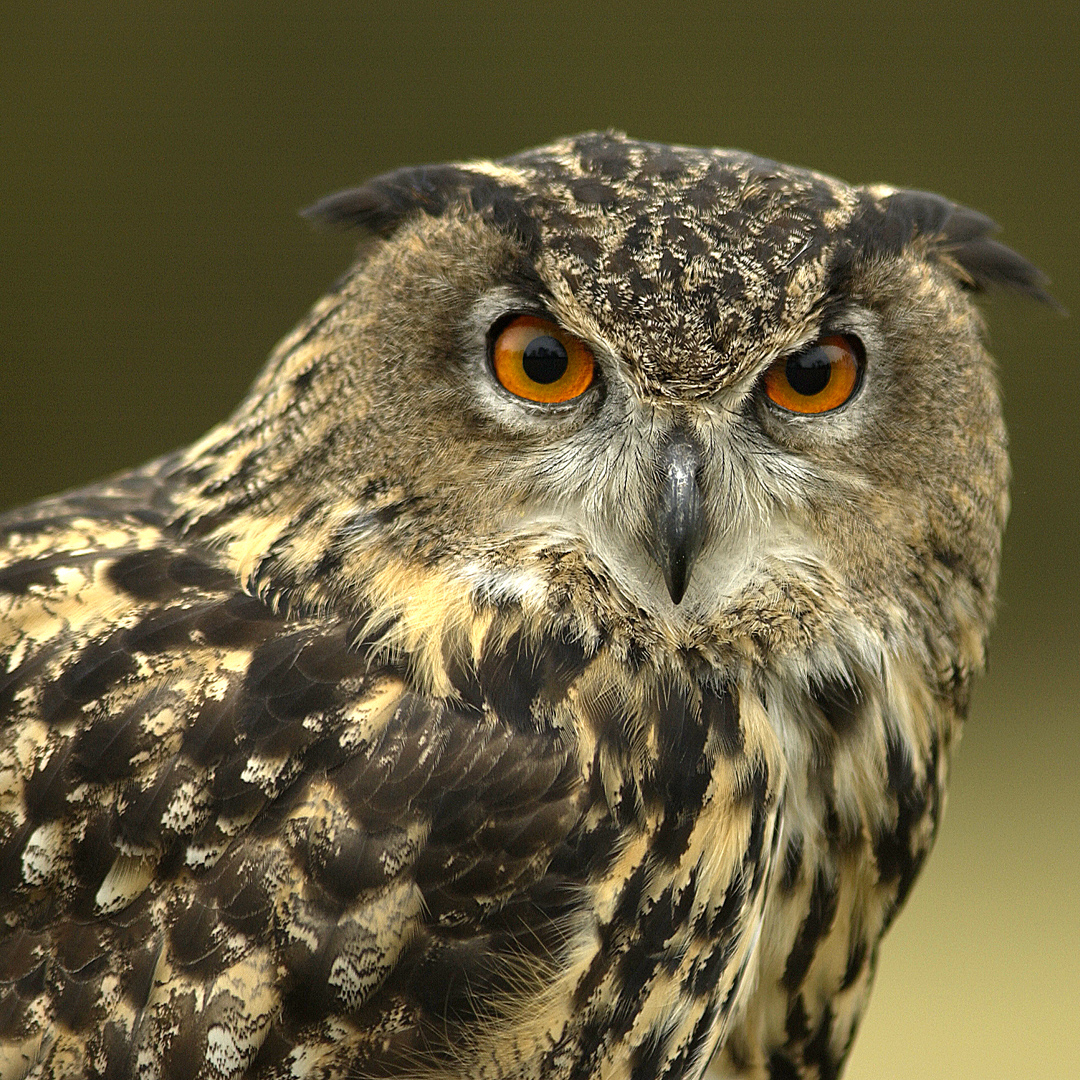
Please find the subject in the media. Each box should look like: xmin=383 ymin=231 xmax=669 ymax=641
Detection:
xmin=302 ymin=164 xmax=540 ymax=253
xmin=302 ymin=165 xmax=471 ymax=236
xmin=880 ymin=190 xmax=1059 ymax=308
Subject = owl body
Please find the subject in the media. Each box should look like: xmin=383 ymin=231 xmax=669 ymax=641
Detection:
xmin=0 ymin=134 xmax=1044 ymax=1080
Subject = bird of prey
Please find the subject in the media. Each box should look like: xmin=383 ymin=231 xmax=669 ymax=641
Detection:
xmin=0 ymin=133 xmax=1050 ymax=1080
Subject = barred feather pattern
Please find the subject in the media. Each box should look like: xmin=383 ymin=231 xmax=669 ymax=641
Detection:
xmin=0 ymin=470 xmax=954 ymax=1080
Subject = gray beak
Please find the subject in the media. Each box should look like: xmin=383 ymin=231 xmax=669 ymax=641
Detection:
xmin=650 ymin=433 xmax=706 ymax=605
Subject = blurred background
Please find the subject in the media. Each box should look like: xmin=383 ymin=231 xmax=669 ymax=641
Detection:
xmin=1 ymin=3 xmax=1076 ymax=1076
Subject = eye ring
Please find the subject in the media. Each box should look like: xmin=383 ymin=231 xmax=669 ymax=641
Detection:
xmin=763 ymin=334 xmax=865 ymax=415
xmin=490 ymin=315 xmax=596 ymax=404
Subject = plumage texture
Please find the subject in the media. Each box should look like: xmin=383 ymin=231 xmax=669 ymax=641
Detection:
xmin=0 ymin=133 xmax=1046 ymax=1080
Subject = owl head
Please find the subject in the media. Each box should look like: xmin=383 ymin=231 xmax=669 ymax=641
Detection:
xmin=174 ymin=132 xmax=1047 ymax=690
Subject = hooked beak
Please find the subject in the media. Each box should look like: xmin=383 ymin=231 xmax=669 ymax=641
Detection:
xmin=649 ymin=433 xmax=706 ymax=605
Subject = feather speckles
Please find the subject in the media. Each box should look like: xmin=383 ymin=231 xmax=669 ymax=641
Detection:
xmin=0 ymin=132 xmax=1036 ymax=1080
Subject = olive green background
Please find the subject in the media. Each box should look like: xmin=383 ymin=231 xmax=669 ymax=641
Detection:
xmin=2 ymin=4 xmax=1077 ymax=1077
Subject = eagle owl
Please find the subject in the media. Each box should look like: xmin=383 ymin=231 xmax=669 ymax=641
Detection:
xmin=0 ymin=133 xmax=1049 ymax=1080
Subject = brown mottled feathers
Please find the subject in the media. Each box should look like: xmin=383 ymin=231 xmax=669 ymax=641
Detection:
xmin=0 ymin=494 xmax=774 ymax=1080
xmin=0 ymin=133 xmax=1044 ymax=1080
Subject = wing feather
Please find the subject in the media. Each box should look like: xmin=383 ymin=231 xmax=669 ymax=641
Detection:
xmin=0 ymin=497 xmax=592 ymax=1080
xmin=1 ymin=486 xmax=780 ymax=1080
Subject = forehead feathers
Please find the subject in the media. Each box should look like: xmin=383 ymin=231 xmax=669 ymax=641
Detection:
xmin=500 ymin=135 xmax=863 ymax=394
xmin=309 ymin=131 xmax=1051 ymax=396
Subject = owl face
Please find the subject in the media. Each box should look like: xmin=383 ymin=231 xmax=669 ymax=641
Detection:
xmin=192 ymin=134 xmax=1041 ymax=663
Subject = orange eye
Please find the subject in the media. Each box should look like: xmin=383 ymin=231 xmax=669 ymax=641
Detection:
xmin=763 ymin=334 xmax=864 ymax=414
xmin=491 ymin=315 xmax=596 ymax=404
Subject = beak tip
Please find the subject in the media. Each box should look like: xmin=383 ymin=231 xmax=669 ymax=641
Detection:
xmin=663 ymin=562 xmax=689 ymax=605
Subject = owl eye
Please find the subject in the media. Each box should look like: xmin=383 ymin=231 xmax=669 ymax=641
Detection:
xmin=491 ymin=315 xmax=596 ymax=404
xmin=763 ymin=334 xmax=864 ymax=415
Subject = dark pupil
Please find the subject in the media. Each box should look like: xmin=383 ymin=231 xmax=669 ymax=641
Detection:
xmin=522 ymin=335 xmax=569 ymax=384
xmin=786 ymin=348 xmax=832 ymax=396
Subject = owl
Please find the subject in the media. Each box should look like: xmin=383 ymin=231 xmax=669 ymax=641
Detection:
xmin=0 ymin=133 xmax=1050 ymax=1080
